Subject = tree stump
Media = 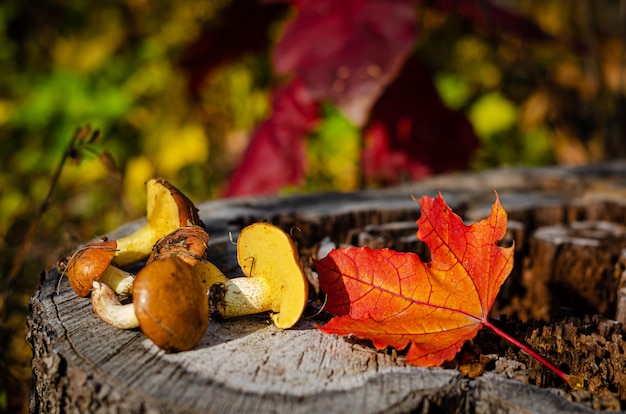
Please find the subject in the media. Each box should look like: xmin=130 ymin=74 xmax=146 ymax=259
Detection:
xmin=28 ymin=162 xmax=626 ymax=413
xmin=522 ymin=221 xmax=626 ymax=321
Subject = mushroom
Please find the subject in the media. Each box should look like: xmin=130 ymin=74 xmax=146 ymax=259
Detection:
xmin=92 ymin=256 xmax=210 ymax=352
xmin=91 ymin=281 xmax=139 ymax=329
xmin=147 ymin=225 xmax=229 ymax=290
xmin=91 ymin=226 xmax=228 ymax=352
xmin=65 ymin=239 xmax=135 ymax=297
xmin=148 ymin=225 xmax=210 ymax=265
xmin=209 ymin=222 xmax=309 ymax=329
xmin=133 ymin=256 xmax=209 ymax=352
xmin=113 ymin=178 xmax=204 ymax=267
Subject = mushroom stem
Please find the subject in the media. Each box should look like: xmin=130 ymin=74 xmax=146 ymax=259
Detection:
xmin=113 ymin=225 xmax=160 ymax=266
xmin=99 ymin=266 xmax=134 ymax=296
xmin=194 ymin=261 xmax=229 ymax=293
xmin=211 ymin=277 xmax=272 ymax=319
xmin=209 ymin=222 xmax=309 ymax=329
xmin=91 ymin=281 xmax=139 ymax=329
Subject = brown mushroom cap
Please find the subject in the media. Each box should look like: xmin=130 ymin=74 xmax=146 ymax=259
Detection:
xmin=133 ymin=256 xmax=209 ymax=352
xmin=66 ymin=239 xmax=117 ymax=297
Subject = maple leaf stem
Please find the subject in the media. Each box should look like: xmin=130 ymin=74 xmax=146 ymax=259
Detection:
xmin=483 ymin=320 xmax=584 ymax=390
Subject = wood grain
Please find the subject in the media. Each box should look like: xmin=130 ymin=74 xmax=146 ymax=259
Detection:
xmin=29 ymin=162 xmax=626 ymax=413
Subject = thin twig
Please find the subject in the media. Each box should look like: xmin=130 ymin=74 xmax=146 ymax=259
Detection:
xmin=4 ymin=127 xmax=93 ymax=306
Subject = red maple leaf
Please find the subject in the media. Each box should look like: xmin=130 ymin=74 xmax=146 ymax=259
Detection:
xmin=316 ymin=192 xmax=582 ymax=388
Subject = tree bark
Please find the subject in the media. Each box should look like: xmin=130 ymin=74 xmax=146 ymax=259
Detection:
xmin=28 ymin=162 xmax=626 ymax=413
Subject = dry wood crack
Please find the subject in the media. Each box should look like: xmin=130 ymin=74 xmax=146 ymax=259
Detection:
xmin=29 ymin=162 xmax=626 ymax=413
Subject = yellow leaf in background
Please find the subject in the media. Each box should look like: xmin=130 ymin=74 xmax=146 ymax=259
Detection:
xmin=453 ymin=37 xmax=502 ymax=89
xmin=0 ymin=100 xmax=15 ymax=125
xmin=307 ymin=106 xmax=360 ymax=191
xmin=60 ymin=157 xmax=109 ymax=184
xmin=0 ymin=191 xmax=25 ymax=243
xmin=52 ymin=9 xmax=125 ymax=73
xmin=154 ymin=123 xmax=209 ymax=176
xmin=124 ymin=156 xmax=154 ymax=213
xmin=469 ymin=92 xmax=518 ymax=137
xmin=435 ymin=74 xmax=471 ymax=110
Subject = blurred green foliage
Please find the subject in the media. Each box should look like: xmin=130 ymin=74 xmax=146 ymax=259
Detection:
xmin=304 ymin=105 xmax=361 ymax=192
xmin=1 ymin=0 xmax=625 ymax=412
xmin=0 ymin=1 xmax=271 ymax=412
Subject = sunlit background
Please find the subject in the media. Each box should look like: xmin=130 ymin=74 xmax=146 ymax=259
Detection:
xmin=2 ymin=0 xmax=625 ymax=412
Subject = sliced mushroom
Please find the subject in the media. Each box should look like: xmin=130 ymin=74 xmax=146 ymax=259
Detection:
xmin=113 ymin=178 xmax=204 ymax=267
xmin=209 ymin=222 xmax=309 ymax=329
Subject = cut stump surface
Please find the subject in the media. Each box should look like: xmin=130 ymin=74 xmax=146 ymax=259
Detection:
xmin=29 ymin=162 xmax=626 ymax=413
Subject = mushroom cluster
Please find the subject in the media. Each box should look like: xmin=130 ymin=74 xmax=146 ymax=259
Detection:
xmin=60 ymin=178 xmax=309 ymax=352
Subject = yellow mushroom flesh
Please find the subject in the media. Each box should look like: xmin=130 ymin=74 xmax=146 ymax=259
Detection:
xmin=210 ymin=223 xmax=308 ymax=329
xmin=193 ymin=260 xmax=228 ymax=292
xmin=99 ymin=266 xmax=134 ymax=296
xmin=113 ymin=178 xmax=203 ymax=267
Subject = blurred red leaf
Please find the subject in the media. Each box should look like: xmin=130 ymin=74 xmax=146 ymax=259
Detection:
xmin=187 ymin=0 xmax=573 ymax=196
xmin=362 ymin=57 xmax=478 ymax=185
xmin=223 ymin=79 xmax=319 ymax=197
xmin=273 ymin=0 xmax=418 ymax=125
